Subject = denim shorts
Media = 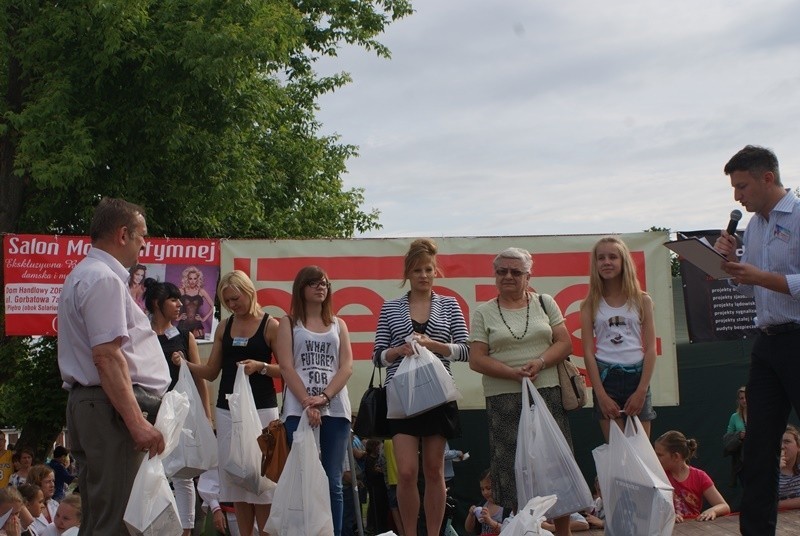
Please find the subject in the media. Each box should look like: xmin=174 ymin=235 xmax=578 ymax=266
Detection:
xmin=592 ymin=360 xmax=657 ymax=421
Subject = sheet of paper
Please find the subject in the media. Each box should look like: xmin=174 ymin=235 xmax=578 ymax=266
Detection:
xmin=664 ymin=238 xmax=731 ymax=279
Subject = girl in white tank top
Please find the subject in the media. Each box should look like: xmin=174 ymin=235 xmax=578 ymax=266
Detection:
xmin=580 ymin=236 xmax=658 ymax=442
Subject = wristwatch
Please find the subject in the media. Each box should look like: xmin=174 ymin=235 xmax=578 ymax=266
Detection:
xmin=259 ymin=363 xmax=268 ymax=375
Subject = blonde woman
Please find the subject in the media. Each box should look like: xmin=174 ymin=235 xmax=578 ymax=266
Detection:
xmin=178 ymin=270 xmax=279 ymax=536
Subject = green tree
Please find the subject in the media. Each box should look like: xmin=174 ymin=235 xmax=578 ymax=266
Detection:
xmin=0 ymin=0 xmax=412 ymax=457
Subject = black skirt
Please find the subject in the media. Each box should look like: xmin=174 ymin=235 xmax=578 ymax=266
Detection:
xmin=387 ymin=400 xmax=461 ymax=438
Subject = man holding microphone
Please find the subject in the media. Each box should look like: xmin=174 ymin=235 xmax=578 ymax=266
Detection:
xmin=715 ymin=145 xmax=800 ymax=536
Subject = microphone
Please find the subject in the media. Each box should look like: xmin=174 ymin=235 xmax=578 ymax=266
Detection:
xmin=726 ymin=209 xmax=742 ymax=236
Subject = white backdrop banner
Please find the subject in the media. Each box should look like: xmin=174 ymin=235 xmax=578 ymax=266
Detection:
xmin=221 ymin=233 xmax=678 ymax=410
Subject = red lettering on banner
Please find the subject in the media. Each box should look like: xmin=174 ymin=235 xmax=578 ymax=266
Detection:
xmin=257 ymin=288 xmax=291 ymax=316
xmin=332 ymin=288 xmax=385 ymax=333
xmin=233 ymin=258 xmax=252 ymax=277
xmin=475 ymin=284 xmax=497 ymax=303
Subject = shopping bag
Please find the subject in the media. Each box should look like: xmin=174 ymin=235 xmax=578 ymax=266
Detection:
xmin=353 ymin=366 xmax=390 ymax=438
xmin=124 ymin=390 xmax=190 ymax=536
xmin=224 ymin=364 xmax=272 ymax=495
xmin=264 ymin=408 xmax=334 ymax=536
xmin=502 ymin=495 xmax=557 ymax=536
xmin=162 ymin=361 xmax=218 ymax=479
xmin=515 ymin=378 xmax=593 ymax=519
xmin=592 ymin=416 xmax=675 ymax=536
xmin=386 ymin=337 xmax=460 ymax=418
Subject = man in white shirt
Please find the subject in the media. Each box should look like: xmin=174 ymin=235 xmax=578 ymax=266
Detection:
xmin=58 ymin=197 xmax=170 ymax=535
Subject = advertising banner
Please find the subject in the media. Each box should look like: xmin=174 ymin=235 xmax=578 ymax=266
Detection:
xmin=222 ymin=233 xmax=678 ymax=409
xmin=4 ymin=234 xmax=220 ymax=338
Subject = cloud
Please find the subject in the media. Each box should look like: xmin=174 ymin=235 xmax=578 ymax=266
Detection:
xmin=316 ymin=0 xmax=800 ymax=238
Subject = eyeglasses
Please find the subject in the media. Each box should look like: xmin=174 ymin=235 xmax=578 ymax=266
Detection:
xmin=495 ymin=268 xmax=527 ymax=278
xmin=306 ymin=280 xmax=331 ymax=289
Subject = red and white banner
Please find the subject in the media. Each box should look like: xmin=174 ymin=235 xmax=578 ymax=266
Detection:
xmin=222 ymin=233 xmax=679 ymax=409
xmin=3 ymin=234 xmax=220 ymax=337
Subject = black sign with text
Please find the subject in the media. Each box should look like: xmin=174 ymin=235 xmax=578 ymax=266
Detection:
xmin=678 ymin=230 xmax=758 ymax=342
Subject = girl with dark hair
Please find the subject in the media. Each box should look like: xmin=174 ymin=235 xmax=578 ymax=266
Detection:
xmin=275 ymin=265 xmax=354 ymax=536
xmin=655 ymin=431 xmax=729 ymax=522
xmin=143 ymin=278 xmax=212 ymax=535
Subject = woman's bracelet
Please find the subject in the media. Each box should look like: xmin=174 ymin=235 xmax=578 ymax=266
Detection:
xmin=320 ymin=391 xmax=332 ymax=405
xmin=538 ymin=356 xmax=547 ymax=369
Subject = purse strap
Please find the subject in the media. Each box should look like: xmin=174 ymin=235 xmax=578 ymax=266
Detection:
xmin=540 ymin=293 xmax=576 ymax=370
xmin=369 ymin=365 xmax=384 ymax=388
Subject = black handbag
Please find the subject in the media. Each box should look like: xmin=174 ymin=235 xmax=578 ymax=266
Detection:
xmin=132 ymin=384 xmax=162 ymax=425
xmin=353 ymin=366 xmax=390 ymax=439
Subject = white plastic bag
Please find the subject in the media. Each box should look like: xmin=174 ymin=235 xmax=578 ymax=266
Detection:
xmin=592 ymin=416 xmax=675 ymax=536
xmin=124 ymin=390 xmax=190 ymax=536
xmin=515 ymin=378 xmax=593 ymax=519
xmin=224 ymin=364 xmax=271 ymax=495
xmin=265 ymin=408 xmax=334 ymax=536
xmin=501 ymin=495 xmax=557 ymax=536
xmin=163 ymin=361 xmax=218 ymax=478
xmin=386 ymin=337 xmax=460 ymax=418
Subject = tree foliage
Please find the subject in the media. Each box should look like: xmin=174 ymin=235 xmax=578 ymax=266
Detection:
xmin=0 ymin=0 xmax=412 ymax=453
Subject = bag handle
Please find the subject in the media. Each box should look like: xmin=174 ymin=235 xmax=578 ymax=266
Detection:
xmin=368 ymin=365 xmax=384 ymax=388
xmin=522 ymin=377 xmax=538 ymax=408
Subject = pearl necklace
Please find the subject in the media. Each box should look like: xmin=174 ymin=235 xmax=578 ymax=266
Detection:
xmin=497 ymin=293 xmax=530 ymax=340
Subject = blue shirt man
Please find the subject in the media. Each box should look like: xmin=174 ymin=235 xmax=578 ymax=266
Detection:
xmin=715 ymin=145 xmax=800 ymax=536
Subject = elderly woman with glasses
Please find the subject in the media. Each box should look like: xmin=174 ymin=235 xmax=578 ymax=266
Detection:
xmin=469 ymin=247 xmax=575 ymax=536
xmin=373 ymin=238 xmax=470 ymax=536
xmin=276 ymin=265 xmax=354 ymax=536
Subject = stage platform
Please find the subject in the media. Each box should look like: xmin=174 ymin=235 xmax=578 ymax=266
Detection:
xmin=582 ymin=509 xmax=800 ymax=535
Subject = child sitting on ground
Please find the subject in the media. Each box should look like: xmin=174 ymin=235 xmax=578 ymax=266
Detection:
xmin=42 ymin=495 xmax=81 ymax=536
xmin=655 ymin=430 xmax=730 ymax=522
xmin=0 ymin=487 xmax=23 ymax=536
xmin=465 ymin=470 xmax=508 ymax=535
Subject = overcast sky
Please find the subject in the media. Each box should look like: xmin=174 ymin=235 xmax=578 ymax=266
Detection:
xmin=315 ymin=0 xmax=800 ymax=238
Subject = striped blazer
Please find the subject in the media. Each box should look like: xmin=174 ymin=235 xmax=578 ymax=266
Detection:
xmin=372 ymin=292 xmax=469 ymax=384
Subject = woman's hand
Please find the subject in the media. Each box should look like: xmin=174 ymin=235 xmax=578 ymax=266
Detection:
xmin=597 ymin=392 xmax=621 ymax=420
xmin=390 ymin=342 xmax=415 ymax=362
xmin=171 ymin=351 xmax=185 ymax=366
xmin=302 ymin=394 xmax=328 ymax=409
xmin=623 ymin=389 xmax=646 ymax=417
xmin=239 ymin=359 xmax=264 ymax=376
xmin=520 ymin=357 xmax=546 ymax=379
xmin=307 ymin=407 xmax=322 ymax=427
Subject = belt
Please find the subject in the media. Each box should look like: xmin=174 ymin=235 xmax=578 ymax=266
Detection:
xmin=597 ymin=360 xmax=643 ymax=382
xmin=760 ymin=322 xmax=800 ymax=336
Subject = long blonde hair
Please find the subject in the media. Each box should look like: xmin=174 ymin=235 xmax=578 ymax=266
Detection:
xmin=736 ymin=386 xmax=747 ymax=423
xmin=582 ymin=236 xmax=646 ymax=319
